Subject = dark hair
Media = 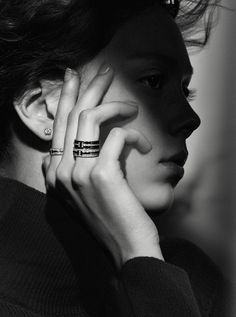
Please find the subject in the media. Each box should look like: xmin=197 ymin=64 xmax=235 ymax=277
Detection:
xmin=0 ymin=0 xmax=220 ymax=155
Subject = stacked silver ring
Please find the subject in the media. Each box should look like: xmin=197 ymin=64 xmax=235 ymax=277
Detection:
xmin=49 ymin=148 xmax=64 ymax=156
xmin=73 ymin=140 xmax=100 ymax=158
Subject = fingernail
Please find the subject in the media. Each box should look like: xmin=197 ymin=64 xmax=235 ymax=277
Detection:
xmin=64 ymin=68 xmax=77 ymax=81
xmin=98 ymin=63 xmax=111 ymax=75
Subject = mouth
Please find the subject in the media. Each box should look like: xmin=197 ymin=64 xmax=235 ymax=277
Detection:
xmin=160 ymin=150 xmax=188 ymax=167
xmin=158 ymin=150 xmax=188 ymax=183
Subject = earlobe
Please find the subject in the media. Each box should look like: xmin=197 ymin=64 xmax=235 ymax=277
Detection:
xmin=44 ymin=128 xmax=53 ymax=136
xmin=13 ymin=83 xmax=58 ymax=141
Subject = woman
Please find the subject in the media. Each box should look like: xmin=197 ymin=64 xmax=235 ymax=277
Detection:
xmin=0 ymin=0 xmax=230 ymax=316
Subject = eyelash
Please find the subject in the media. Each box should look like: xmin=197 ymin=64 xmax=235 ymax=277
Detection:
xmin=184 ymin=87 xmax=197 ymax=102
xmin=139 ymin=73 xmax=197 ymax=102
xmin=139 ymin=73 xmax=163 ymax=89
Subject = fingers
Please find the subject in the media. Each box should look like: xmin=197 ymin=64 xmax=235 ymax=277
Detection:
xmin=60 ymin=64 xmax=114 ymax=164
xmin=51 ymin=68 xmax=80 ymax=159
xmin=77 ymin=64 xmax=114 ymax=111
xmin=46 ymin=64 xmax=148 ymax=193
xmin=53 ymin=65 xmax=115 ymax=189
xmin=99 ymin=128 xmax=152 ymax=162
xmin=72 ymin=127 xmax=152 ymax=189
xmin=76 ymin=101 xmax=138 ymax=140
xmin=46 ymin=65 xmax=114 ymax=190
xmin=72 ymin=103 xmax=139 ymax=185
xmin=47 ymin=69 xmax=80 ymax=186
xmin=52 ymin=68 xmax=80 ymax=149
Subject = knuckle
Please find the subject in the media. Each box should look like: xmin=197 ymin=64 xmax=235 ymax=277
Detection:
xmin=90 ymin=166 xmax=110 ymax=185
xmin=71 ymin=168 xmax=89 ymax=187
xmin=110 ymin=127 xmax=124 ymax=138
xmin=62 ymin=78 xmax=78 ymax=93
xmin=79 ymin=109 xmax=94 ymax=122
xmin=56 ymin=166 xmax=70 ymax=185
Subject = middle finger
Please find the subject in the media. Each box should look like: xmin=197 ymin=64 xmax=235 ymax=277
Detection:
xmin=61 ymin=64 xmax=114 ymax=164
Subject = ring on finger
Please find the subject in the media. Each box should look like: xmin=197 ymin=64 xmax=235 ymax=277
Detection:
xmin=49 ymin=148 xmax=64 ymax=156
xmin=73 ymin=140 xmax=100 ymax=158
xmin=74 ymin=140 xmax=100 ymax=149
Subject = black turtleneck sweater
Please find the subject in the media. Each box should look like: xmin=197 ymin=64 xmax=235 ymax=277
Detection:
xmin=0 ymin=176 xmax=230 ymax=316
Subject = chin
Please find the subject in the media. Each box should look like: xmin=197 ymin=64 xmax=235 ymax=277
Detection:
xmin=134 ymin=182 xmax=175 ymax=214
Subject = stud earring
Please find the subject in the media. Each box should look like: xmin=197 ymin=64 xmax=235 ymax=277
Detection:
xmin=44 ymin=128 xmax=52 ymax=136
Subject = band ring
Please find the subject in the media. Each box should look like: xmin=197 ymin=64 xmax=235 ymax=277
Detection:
xmin=74 ymin=140 xmax=99 ymax=148
xmin=73 ymin=140 xmax=100 ymax=158
xmin=49 ymin=148 xmax=64 ymax=156
xmin=73 ymin=149 xmax=100 ymax=158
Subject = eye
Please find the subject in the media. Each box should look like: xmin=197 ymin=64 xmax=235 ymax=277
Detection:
xmin=183 ymin=87 xmax=197 ymax=102
xmin=139 ymin=73 xmax=163 ymax=89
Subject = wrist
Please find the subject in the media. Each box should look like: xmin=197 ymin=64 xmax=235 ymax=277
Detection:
xmin=120 ymin=244 xmax=165 ymax=268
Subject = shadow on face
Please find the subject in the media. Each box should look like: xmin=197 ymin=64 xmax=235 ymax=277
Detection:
xmin=79 ymin=4 xmax=200 ymax=212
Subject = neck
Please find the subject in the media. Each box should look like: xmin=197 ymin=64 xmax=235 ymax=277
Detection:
xmin=0 ymin=135 xmax=47 ymax=193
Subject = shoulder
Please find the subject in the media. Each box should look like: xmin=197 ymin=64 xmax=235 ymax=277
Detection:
xmin=160 ymin=237 xmax=223 ymax=283
xmin=160 ymin=237 xmax=231 ymax=316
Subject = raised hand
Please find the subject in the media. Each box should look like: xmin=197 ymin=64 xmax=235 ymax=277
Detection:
xmin=43 ymin=65 xmax=164 ymax=270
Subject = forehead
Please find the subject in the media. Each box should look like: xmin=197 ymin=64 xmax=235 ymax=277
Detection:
xmin=105 ymin=4 xmax=192 ymax=74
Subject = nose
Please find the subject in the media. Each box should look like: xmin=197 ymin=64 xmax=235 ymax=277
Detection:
xmin=169 ymin=101 xmax=201 ymax=139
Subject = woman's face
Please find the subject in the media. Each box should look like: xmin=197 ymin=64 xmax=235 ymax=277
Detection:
xmin=79 ymin=4 xmax=200 ymax=213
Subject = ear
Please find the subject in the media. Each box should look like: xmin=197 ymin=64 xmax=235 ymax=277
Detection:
xmin=13 ymin=80 xmax=62 ymax=141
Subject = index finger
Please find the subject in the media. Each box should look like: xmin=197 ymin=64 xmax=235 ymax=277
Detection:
xmin=74 ymin=63 xmax=114 ymax=113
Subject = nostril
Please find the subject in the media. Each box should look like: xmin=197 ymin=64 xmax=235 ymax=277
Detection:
xmin=182 ymin=116 xmax=201 ymax=138
xmin=168 ymin=101 xmax=201 ymax=138
xmin=178 ymin=125 xmax=196 ymax=138
xmin=171 ymin=115 xmax=201 ymax=139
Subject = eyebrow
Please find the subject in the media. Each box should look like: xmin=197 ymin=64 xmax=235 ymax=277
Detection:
xmin=126 ymin=52 xmax=194 ymax=76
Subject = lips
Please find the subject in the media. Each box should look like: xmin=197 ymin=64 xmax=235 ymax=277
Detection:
xmin=160 ymin=150 xmax=188 ymax=167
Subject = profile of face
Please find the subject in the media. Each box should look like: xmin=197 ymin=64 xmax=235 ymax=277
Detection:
xmin=12 ymin=4 xmax=200 ymax=213
xmin=75 ymin=4 xmax=200 ymax=213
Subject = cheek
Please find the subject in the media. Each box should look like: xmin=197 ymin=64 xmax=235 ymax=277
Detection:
xmin=100 ymin=76 xmax=174 ymax=211
xmin=102 ymin=75 xmax=166 ymax=139
xmin=138 ymin=183 xmax=174 ymax=212
xmin=128 ymin=169 xmax=175 ymax=211
xmin=123 ymin=149 xmax=175 ymax=211
xmin=102 ymin=78 xmax=163 ymax=139
xmin=102 ymin=75 xmax=138 ymax=104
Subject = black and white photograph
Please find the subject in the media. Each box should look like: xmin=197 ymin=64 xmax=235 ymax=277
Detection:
xmin=0 ymin=0 xmax=235 ymax=316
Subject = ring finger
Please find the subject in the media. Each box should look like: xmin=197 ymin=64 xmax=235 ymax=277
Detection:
xmin=47 ymin=69 xmax=80 ymax=185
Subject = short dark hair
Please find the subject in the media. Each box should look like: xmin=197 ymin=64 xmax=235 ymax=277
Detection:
xmin=0 ymin=0 xmax=220 ymax=154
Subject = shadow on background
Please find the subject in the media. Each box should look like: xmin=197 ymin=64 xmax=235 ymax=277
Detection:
xmin=157 ymin=1 xmax=236 ymax=314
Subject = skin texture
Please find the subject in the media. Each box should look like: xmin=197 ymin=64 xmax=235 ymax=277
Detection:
xmin=4 ymin=4 xmax=200 ymax=268
xmin=78 ymin=5 xmax=200 ymax=212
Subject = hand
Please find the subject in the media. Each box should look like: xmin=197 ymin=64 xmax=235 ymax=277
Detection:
xmin=43 ymin=65 xmax=164 ymax=269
